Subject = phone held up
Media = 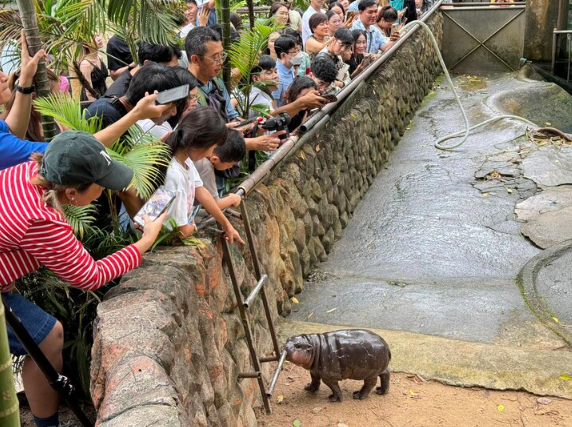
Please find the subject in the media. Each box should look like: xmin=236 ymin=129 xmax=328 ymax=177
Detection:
xmin=133 ymin=186 xmax=177 ymax=227
xmin=155 ymin=84 xmax=190 ymax=105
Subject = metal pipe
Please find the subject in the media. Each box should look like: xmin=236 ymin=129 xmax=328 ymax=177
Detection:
xmin=442 ymin=4 xmax=525 ymax=10
xmin=553 ymin=31 xmax=558 ymax=74
xmin=266 ymin=351 xmax=287 ymax=397
xmin=260 ymin=355 xmax=279 ymax=363
xmin=243 ymin=274 xmax=268 ymax=308
xmin=239 ymin=202 xmax=282 ymax=359
xmin=238 ymin=372 xmax=261 ymax=379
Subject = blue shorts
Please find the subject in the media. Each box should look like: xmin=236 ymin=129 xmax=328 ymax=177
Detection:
xmin=3 ymin=293 xmax=57 ymax=357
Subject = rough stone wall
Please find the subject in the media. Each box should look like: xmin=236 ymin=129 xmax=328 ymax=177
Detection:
xmin=90 ymin=13 xmax=443 ymax=427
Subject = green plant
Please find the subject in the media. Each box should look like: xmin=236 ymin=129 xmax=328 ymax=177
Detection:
xmin=0 ymin=0 xmax=182 ymax=85
xmin=228 ymin=19 xmax=279 ymax=119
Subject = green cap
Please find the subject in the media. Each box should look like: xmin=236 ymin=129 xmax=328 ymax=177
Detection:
xmin=40 ymin=131 xmax=133 ymax=191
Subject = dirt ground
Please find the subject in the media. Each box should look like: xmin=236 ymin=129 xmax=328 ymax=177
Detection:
xmin=257 ymin=363 xmax=572 ymax=427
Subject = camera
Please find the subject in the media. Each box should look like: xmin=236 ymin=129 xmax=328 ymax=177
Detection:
xmin=260 ymin=113 xmax=291 ymax=140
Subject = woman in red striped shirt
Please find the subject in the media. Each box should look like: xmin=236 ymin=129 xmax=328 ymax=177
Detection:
xmin=0 ymin=130 xmax=167 ymax=427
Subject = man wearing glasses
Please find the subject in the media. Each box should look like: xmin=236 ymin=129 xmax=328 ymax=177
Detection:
xmin=186 ymin=27 xmax=238 ymax=122
xmin=315 ymin=28 xmax=354 ymax=89
xmin=272 ymin=36 xmax=299 ymax=108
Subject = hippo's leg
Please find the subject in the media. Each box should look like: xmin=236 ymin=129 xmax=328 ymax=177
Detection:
xmin=322 ymin=377 xmax=343 ymax=402
xmin=375 ymin=368 xmax=390 ymax=395
xmin=353 ymin=375 xmax=377 ymax=400
xmin=304 ymin=371 xmax=321 ymax=393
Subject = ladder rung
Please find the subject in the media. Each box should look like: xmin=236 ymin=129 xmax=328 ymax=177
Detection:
xmin=243 ymin=274 xmax=268 ymax=308
xmin=238 ymin=372 xmax=260 ymax=379
xmin=266 ymin=351 xmax=287 ymax=397
xmin=260 ymin=355 xmax=279 ymax=363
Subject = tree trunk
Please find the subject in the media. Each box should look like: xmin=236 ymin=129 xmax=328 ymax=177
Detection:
xmin=0 ymin=302 xmax=20 ymax=427
xmin=220 ymin=0 xmax=232 ymax=89
xmin=17 ymin=0 xmax=57 ymax=141
xmin=246 ymin=0 xmax=255 ymax=30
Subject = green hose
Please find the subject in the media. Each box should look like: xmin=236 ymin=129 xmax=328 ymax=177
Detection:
xmin=403 ymin=20 xmax=538 ymax=151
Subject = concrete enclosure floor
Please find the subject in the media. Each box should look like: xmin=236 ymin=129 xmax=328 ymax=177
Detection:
xmin=283 ymin=73 xmax=572 ymax=399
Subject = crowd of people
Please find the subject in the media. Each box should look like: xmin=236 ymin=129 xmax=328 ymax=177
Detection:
xmin=0 ymin=1 xmax=432 ymax=426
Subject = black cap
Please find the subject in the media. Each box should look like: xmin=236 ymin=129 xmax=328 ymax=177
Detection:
xmin=40 ymin=131 xmax=133 ymax=191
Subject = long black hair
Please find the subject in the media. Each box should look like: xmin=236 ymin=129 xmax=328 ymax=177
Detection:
xmin=165 ymin=106 xmax=228 ymax=157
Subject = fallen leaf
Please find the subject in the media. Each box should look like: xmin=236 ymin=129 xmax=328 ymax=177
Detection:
xmin=307 ymin=312 xmax=314 ymax=319
xmin=409 ymin=390 xmax=419 ymax=396
xmin=552 ymin=317 xmax=559 ymax=323
xmin=537 ymin=397 xmax=552 ymax=405
xmin=483 ymin=193 xmax=490 ymax=198
xmin=559 ymin=374 xmax=570 ymax=381
xmin=315 ymin=145 xmax=320 ymax=152
xmin=311 ymin=407 xmax=323 ymax=414
xmin=497 ymin=404 xmax=505 ymax=412
xmin=277 ymin=395 xmax=284 ymax=404
xmin=545 ymin=122 xmax=552 ymax=126
xmin=338 ymin=423 xmax=349 ymax=427
xmin=291 ymin=297 xmax=299 ymax=304
xmin=326 ymin=308 xmax=338 ymax=313
xmin=505 ymin=187 xmax=513 ymax=194
xmin=293 ymin=420 xmax=302 ymax=427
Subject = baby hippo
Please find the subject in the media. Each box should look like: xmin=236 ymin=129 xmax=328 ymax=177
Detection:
xmin=284 ymin=329 xmax=391 ymax=402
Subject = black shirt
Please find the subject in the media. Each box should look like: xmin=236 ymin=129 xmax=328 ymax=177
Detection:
xmin=106 ymin=35 xmax=133 ymax=72
xmin=85 ymin=97 xmax=127 ymax=129
xmin=104 ymin=69 xmax=133 ymax=98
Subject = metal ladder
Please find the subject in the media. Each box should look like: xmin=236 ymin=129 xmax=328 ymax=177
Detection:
xmin=219 ymin=200 xmax=287 ymax=415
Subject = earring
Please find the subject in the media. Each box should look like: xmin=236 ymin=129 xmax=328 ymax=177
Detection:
xmin=71 ymin=197 xmax=77 ymax=206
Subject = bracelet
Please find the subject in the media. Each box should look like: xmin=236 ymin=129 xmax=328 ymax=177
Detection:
xmin=15 ymin=83 xmax=35 ymax=95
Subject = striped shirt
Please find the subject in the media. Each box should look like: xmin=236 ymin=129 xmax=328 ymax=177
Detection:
xmin=0 ymin=161 xmax=141 ymax=292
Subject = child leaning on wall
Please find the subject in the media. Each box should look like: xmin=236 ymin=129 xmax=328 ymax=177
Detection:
xmin=163 ymin=106 xmax=244 ymax=243
xmin=194 ymin=129 xmax=245 ymax=210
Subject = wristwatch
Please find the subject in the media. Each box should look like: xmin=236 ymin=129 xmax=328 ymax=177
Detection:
xmin=15 ymin=82 xmax=35 ymax=94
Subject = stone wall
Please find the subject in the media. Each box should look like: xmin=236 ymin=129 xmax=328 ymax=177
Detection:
xmin=90 ymin=12 xmax=443 ymax=427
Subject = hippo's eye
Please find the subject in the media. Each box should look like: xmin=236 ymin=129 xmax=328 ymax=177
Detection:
xmin=294 ymin=344 xmax=302 ymax=350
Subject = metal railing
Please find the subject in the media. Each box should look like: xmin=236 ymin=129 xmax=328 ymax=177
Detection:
xmin=552 ymin=29 xmax=572 ymax=83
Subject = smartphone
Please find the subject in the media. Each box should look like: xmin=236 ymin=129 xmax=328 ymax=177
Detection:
xmin=361 ymin=55 xmax=373 ymax=67
xmin=155 ymin=84 xmax=190 ymax=105
xmin=134 ymin=186 xmax=177 ymax=227
xmin=234 ymin=117 xmax=258 ymax=128
xmin=321 ymin=91 xmax=338 ymax=103
xmin=391 ymin=22 xmax=400 ymax=37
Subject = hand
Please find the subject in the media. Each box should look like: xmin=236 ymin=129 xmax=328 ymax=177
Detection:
xmin=18 ymin=30 xmax=47 ymax=87
xmin=249 ymin=133 xmax=284 ymax=151
xmin=390 ymin=32 xmax=400 ymax=41
xmin=226 ymin=119 xmax=242 ymax=128
xmin=132 ymin=91 xmax=173 ymax=120
xmin=299 ymin=89 xmax=327 ymax=109
xmin=141 ymin=212 xmax=167 ymax=240
xmin=227 ymin=193 xmax=242 ymax=207
xmin=222 ymin=223 xmax=245 ymax=244
xmin=199 ymin=6 xmax=210 ymax=27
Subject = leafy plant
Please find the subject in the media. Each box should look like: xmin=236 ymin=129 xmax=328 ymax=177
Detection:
xmin=0 ymin=0 xmax=182 ymax=77
xmin=228 ymin=18 xmax=279 ymax=119
xmin=34 ymin=93 xmax=102 ymax=133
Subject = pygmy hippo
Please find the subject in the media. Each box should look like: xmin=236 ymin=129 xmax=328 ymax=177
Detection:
xmin=284 ymin=329 xmax=391 ymax=402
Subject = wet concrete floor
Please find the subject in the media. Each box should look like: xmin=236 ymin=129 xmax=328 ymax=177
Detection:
xmin=289 ymin=73 xmax=569 ymax=351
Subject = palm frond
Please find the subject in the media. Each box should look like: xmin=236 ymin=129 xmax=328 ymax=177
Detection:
xmin=105 ymin=0 xmax=180 ymax=47
xmin=34 ymin=94 xmax=102 ymax=133
xmin=62 ymin=204 xmax=97 ymax=239
xmin=108 ymin=126 xmax=170 ymax=200
xmin=229 ymin=19 xmax=276 ymax=78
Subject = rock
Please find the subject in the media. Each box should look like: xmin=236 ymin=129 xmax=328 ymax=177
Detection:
xmin=515 ymin=187 xmax=572 ymax=221
xmin=522 ymin=146 xmax=572 ymax=187
xmin=521 ymin=206 xmax=572 ymax=248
